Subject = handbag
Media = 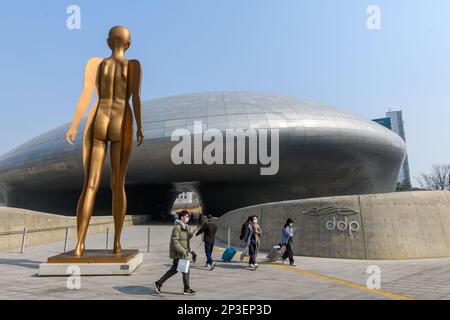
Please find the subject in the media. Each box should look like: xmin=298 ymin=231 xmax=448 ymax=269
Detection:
xmin=177 ymin=259 xmax=190 ymax=273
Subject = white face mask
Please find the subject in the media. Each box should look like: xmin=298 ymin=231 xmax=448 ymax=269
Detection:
xmin=289 ymin=223 xmax=293 ymax=227
xmin=180 ymin=216 xmax=189 ymax=224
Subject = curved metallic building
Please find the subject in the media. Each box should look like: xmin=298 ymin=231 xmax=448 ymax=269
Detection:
xmin=0 ymin=92 xmax=406 ymax=217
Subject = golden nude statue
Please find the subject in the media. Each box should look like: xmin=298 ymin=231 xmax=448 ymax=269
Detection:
xmin=66 ymin=26 xmax=144 ymax=257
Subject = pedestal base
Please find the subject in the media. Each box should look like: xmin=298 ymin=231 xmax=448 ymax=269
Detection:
xmin=38 ymin=249 xmax=143 ymax=276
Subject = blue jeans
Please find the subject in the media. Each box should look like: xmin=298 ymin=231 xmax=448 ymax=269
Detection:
xmin=204 ymin=241 xmax=214 ymax=265
xmin=249 ymin=242 xmax=258 ymax=265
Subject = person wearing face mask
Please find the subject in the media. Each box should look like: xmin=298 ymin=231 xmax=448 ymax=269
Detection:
xmin=243 ymin=215 xmax=262 ymax=270
xmin=154 ymin=210 xmax=197 ymax=295
xmin=280 ymin=218 xmax=296 ymax=266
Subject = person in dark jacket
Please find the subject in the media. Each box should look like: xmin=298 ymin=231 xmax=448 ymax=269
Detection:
xmin=239 ymin=216 xmax=252 ymax=261
xmin=196 ymin=214 xmax=217 ymax=270
xmin=243 ymin=215 xmax=262 ymax=270
xmin=154 ymin=210 xmax=197 ymax=296
xmin=280 ymin=218 xmax=296 ymax=266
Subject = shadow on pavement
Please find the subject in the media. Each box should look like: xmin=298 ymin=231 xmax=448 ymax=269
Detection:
xmin=114 ymin=285 xmax=186 ymax=297
xmin=114 ymin=285 xmax=155 ymax=296
xmin=214 ymin=262 xmax=249 ymax=270
xmin=0 ymin=259 xmax=40 ymax=269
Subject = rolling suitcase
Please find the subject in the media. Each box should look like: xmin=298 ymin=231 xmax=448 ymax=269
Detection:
xmin=267 ymin=245 xmax=285 ymax=262
xmin=222 ymin=247 xmax=237 ymax=262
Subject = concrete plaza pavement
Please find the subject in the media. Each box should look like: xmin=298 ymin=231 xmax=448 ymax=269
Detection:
xmin=1 ymin=224 xmax=450 ymax=300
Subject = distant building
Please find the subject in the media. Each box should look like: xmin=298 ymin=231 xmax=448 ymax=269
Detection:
xmin=372 ymin=117 xmax=392 ymax=130
xmin=175 ymin=192 xmax=194 ymax=204
xmin=373 ymin=110 xmax=411 ymax=184
xmin=171 ymin=192 xmax=203 ymax=217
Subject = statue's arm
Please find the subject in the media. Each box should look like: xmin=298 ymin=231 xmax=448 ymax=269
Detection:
xmin=130 ymin=59 xmax=144 ymax=146
xmin=66 ymin=57 xmax=102 ymax=145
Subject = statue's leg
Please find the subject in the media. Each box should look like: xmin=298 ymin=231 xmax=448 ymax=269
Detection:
xmin=75 ymin=138 xmax=108 ymax=256
xmin=111 ymin=111 xmax=133 ymax=254
xmin=76 ymin=180 xmax=88 ymax=237
xmin=77 ymin=134 xmax=94 ymax=236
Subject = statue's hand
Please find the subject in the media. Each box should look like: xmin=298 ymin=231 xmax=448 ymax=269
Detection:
xmin=136 ymin=128 xmax=144 ymax=146
xmin=66 ymin=127 xmax=78 ymax=145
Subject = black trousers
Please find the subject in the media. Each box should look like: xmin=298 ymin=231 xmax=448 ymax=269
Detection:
xmin=249 ymin=242 xmax=258 ymax=265
xmin=156 ymin=259 xmax=190 ymax=290
xmin=282 ymin=239 xmax=294 ymax=264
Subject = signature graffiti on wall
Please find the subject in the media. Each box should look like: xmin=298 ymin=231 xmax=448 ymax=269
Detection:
xmin=302 ymin=206 xmax=360 ymax=236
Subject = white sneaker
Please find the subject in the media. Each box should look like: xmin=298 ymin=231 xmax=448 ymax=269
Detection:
xmin=248 ymin=264 xmax=255 ymax=270
xmin=254 ymin=263 xmax=259 ymax=267
xmin=210 ymin=262 xmax=216 ymax=271
xmin=205 ymin=263 xmax=211 ymax=268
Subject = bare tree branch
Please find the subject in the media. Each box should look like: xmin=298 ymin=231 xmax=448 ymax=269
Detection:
xmin=415 ymin=164 xmax=450 ymax=190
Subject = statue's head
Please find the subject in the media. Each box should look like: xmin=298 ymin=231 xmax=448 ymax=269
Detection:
xmin=107 ymin=26 xmax=131 ymax=51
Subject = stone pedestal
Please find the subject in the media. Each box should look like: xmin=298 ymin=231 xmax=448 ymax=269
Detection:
xmin=38 ymin=249 xmax=143 ymax=276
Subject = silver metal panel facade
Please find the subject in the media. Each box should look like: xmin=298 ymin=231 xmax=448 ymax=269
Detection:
xmin=0 ymin=92 xmax=406 ymax=217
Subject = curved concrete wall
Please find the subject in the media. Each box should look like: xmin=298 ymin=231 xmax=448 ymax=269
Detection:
xmin=0 ymin=207 xmax=150 ymax=252
xmin=217 ymin=191 xmax=450 ymax=260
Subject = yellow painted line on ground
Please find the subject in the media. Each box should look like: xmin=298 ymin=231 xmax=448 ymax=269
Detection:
xmin=270 ymin=263 xmax=414 ymax=300
xmin=213 ymin=246 xmax=414 ymax=300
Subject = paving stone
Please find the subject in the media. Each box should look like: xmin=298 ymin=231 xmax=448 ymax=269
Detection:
xmin=1 ymin=224 xmax=450 ymax=300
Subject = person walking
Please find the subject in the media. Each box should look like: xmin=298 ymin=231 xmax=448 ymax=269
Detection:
xmin=154 ymin=210 xmax=197 ymax=295
xmin=239 ymin=216 xmax=252 ymax=261
xmin=280 ymin=218 xmax=296 ymax=266
xmin=243 ymin=215 xmax=262 ymax=270
xmin=195 ymin=214 xmax=217 ymax=270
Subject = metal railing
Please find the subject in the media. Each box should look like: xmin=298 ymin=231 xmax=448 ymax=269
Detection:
xmin=0 ymin=217 xmax=151 ymax=254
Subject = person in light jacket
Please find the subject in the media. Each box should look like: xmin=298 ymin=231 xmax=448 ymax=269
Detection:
xmin=154 ymin=210 xmax=197 ymax=295
xmin=243 ymin=215 xmax=262 ymax=270
xmin=280 ymin=218 xmax=296 ymax=266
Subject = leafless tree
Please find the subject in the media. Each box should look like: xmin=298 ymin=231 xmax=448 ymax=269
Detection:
xmin=416 ymin=164 xmax=450 ymax=190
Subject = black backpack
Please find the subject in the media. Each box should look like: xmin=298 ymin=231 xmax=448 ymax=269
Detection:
xmin=239 ymin=222 xmax=248 ymax=240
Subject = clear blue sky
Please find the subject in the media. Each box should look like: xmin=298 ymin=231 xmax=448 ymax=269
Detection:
xmin=0 ymin=0 xmax=449 ymax=185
